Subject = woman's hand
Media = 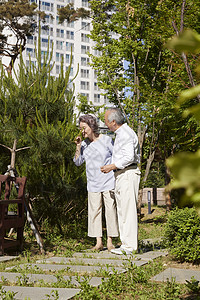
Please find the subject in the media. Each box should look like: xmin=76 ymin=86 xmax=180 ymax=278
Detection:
xmin=75 ymin=135 xmax=82 ymax=145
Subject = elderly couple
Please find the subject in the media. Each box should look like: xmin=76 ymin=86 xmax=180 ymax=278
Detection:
xmin=74 ymin=108 xmax=140 ymax=255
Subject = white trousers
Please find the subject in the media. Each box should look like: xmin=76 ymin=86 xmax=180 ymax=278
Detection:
xmin=114 ymin=168 xmax=140 ymax=251
xmin=88 ymin=190 xmax=119 ymax=237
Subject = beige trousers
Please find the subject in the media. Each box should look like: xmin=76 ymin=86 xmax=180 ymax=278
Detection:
xmin=88 ymin=190 xmax=119 ymax=237
xmin=114 ymin=168 xmax=141 ymax=251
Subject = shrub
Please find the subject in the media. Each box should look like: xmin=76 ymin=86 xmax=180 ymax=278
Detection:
xmin=164 ymin=207 xmax=200 ymax=263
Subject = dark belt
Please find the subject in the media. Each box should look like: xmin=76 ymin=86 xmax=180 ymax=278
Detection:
xmin=113 ymin=163 xmax=137 ymax=172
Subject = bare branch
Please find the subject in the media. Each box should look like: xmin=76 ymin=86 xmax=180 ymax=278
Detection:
xmin=107 ymin=73 xmax=130 ymax=124
xmin=151 ymin=51 xmax=162 ymax=87
xmin=171 ymin=20 xmax=179 ymax=35
xmin=16 ymin=146 xmax=32 ymax=152
xmin=141 ymin=48 xmax=150 ymax=69
xmin=180 ymin=0 xmax=186 ymax=33
xmin=0 ymin=143 xmax=12 ymax=152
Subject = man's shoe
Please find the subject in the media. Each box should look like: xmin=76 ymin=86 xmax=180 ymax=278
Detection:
xmin=110 ymin=247 xmax=132 ymax=255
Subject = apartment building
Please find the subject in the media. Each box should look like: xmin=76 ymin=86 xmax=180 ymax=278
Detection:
xmin=25 ymin=0 xmax=109 ymax=111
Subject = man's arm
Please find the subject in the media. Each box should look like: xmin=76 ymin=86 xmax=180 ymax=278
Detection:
xmin=101 ymin=163 xmax=117 ymax=173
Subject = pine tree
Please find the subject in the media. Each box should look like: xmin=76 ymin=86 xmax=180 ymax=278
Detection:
xmin=0 ymin=0 xmax=44 ymax=73
xmin=0 ymin=31 xmax=87 ymax=233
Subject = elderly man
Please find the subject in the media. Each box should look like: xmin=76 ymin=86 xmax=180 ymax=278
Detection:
xmin=101 ymin=108 xmax=140 ymax=255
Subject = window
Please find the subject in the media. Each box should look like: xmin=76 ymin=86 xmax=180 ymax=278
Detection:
xmin=82 ymin=0 xmax=89 ymax=7
xmin=66 ymin=21 xmax=74 ymax=28
xmin=81 ymin=69 xmax=89 ymax=78
xmin=56 ymin=16 xmax=64 ymax=26
xmin=81 ymin=57 xmax=89 ymax=66
xmin=81 ymin=93 xmax=89 ymax=100
xmin=94 ymin=82 xmax=100 ymax=91
xmin=67 ymin=0 xmax=74 ymax=3
xmin=56 ymin=29 xmax=64 ymax=38
xmin=57 ymin=4 xmax=64 ymax=10
xmin=56 ymin=52 xmax=64 ymax=62
xmin=66 ymin=31 xmax=74 ymax=40
xmin=41 ymin=50 xmax=48 ymax=58
xmin=81 ymin=22 xmax=90 ymax=31
xmin=94 ymin=94 xmax=101 ymax=103
xmin=44 ymin=15 xmax=53 ymax=24
xmin=50 ymin=28 xmax=53 ymax=36
xmin=26 ymin=60 xmax=36 ymax=68
xmin=66 ymin=42 xmax=74 ymax=52
xmin=27 ymin=36 xmax=36 ymax=45
xmin=56 ymin=40 xmax=63 ymax=50
xmin=41 ymin=26 xmax=49 ymax=35
xmin=56 ymin=65 xmax=60 ymax=74
xmin=66 ymin=54 xmax=74 ymax=64
xmin=81 ymin=81 xmax=89 ymax=90
xmin=68 ymin=67 xmax=73 ymax=76
xmin=26 ymin=48 xmax=35 ymax=58
xmin=104 ymin=95 xmax=110 ymax=104
xmin=81 ymin=45 xmax=90 ymax=54
xmin=94 ymin=70 xmax=98 ymax=79
xmin=94 ymin=49 xmax=102 ymax=56
xmin=81 ymin=33 xmax=89 ymax=43
xmin=41 ymin=38 xmax=49 ymax=48
xmin=41 ymin=2 xmax=53 ymax=12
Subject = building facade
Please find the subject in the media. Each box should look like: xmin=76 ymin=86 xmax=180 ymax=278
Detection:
xmin=24 ymin=0 xmax=108 ymax=110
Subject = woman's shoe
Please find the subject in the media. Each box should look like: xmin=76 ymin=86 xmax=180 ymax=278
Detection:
xmin=107 ymin=244 xmax=115 ymax=251
xmin=91 ymin=244 xmax=103 ymax=251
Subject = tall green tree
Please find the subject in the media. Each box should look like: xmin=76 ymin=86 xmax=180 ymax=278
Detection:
xmin=0 ymin=35 xmax=87 ymax=233
xmin=89 ymin=0 xmax=200 ymax=209
xmin=0 ymin=0 xmax=44 ymax=73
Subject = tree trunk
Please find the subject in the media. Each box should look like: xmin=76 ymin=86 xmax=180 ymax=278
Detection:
xmin=165 ymin=164 xmax=171 ymax=211
xmin=11 ymin=139 xmax=17 ymax=169
xmin=137 ymin=150 xmax=155 ymax=216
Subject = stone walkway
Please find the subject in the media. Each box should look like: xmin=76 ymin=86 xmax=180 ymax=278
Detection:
xmin=0 ymin=249 xmax=200 ymax=299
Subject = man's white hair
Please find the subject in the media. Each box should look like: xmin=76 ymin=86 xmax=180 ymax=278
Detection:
xmin=107 ymin=108 xmax=124 ymax=125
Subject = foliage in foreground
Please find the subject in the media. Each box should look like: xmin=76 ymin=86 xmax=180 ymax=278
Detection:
xmin=164 ymin=207 xmax=200 ymax=263
xmin=166 ymin=29 xmax=200 ymax=213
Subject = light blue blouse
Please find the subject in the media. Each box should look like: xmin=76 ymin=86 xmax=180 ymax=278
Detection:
xmin=73 ymin=134 xmax=115 ymax=192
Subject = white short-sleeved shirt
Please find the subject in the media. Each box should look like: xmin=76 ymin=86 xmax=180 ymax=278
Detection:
xmin=73 ymin=134 xmax=115 ymax=192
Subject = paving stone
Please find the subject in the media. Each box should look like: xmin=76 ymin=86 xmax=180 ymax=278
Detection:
xmin=136 ymin=250 xmax=168 ymax=261
xmin=0 ymin=271 xmax=102 ymax=287
xmin=0 ymin=255 xmax=18 ymax=263
xmin=6 ymin=263 xmax=127 ymax=274
xmin=142 ymin=237 xmax=164 ymax=245
xmin=73 ymin=250 xmax=168 ymax=261
xmin=73 ymin=250 xmax=141 ymax=260
xmin=36 ymin=256 xmax=147 ymax=266
xmin=1 ymin=286 xmax=80 ymax=300
xmin=151 ymin=267 xmax=200 ymax=284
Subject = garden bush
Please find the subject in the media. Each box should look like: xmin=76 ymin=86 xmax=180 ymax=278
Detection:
xmin=164 ymin=207 xmax=200 ymax=263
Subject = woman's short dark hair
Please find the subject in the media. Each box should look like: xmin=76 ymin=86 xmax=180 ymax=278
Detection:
xmin=79 ymin=114 xmax=99 ymax=137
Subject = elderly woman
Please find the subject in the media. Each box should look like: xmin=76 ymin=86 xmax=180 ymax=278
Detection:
xmin=73 ymin=114 xmax=118 ymax=251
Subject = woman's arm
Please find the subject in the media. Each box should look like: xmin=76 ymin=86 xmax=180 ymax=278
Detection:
xmin=73 ymin=136 xmax=85 ymax=166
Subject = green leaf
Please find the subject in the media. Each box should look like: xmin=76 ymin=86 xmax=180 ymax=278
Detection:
xmin=167 ymin=29 xmax=200 ymax=53
xmin=178 ymin=84 xmax=200 ymax=103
